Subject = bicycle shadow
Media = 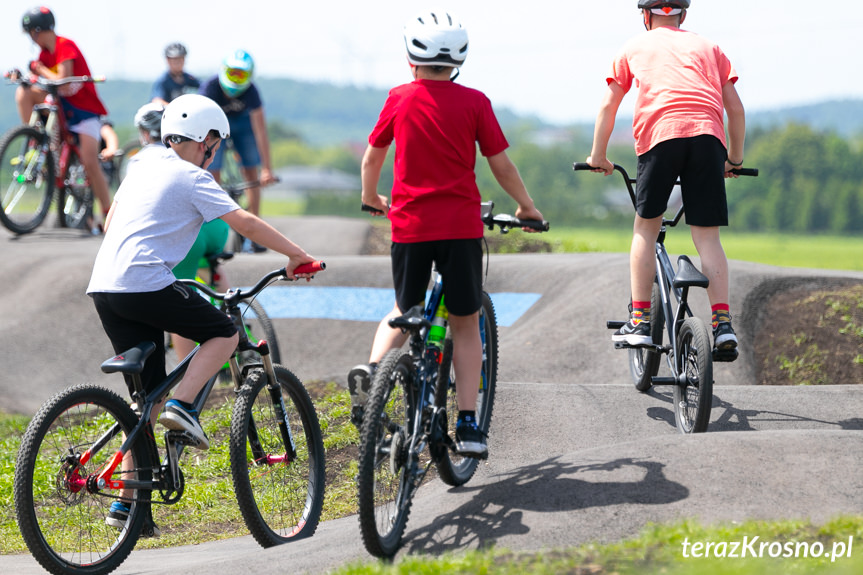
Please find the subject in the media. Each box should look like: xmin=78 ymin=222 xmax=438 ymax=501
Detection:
xmin=403 ymin=456 xmax=688 ymax=555
xmin=643 ymin=388 xmax=863 ymax=432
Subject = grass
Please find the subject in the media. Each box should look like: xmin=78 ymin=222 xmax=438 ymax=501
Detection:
xmin=543 ymin=227 xmax=863 ymax=272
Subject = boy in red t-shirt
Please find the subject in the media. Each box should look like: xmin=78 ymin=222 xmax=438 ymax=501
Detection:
xmin=586 ymin=0 xmax=746 ymax=353
xmin=16 ymin=6 xmax=112 ymax=231
xmin=350 ymin=9 xmax=543 ymax=457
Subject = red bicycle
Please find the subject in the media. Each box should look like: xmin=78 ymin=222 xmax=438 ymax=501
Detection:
xmin=0 ymin=71 xmax=104 ymax=234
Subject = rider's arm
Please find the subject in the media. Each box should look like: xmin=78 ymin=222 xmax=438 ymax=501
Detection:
xmin=486 ymin=151 xmax=543 ymax=223
xmin=722 ymin=81 xmax=745 ymax=173
xmin=220 ymin=208 xmax=315 ymax=277
xmin=587 ymin=81 xmax=626 ymax=175
xmin=100 ymin=124 xmax=120 ymax=159
xmin=249 ymin=107 xmax=273 ymax=184
xmin=361 ymin=144 xmax=389 ymax=213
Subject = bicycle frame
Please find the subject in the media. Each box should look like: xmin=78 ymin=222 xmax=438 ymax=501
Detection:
xmin=29 ymin=89 xmax=86 ymax=194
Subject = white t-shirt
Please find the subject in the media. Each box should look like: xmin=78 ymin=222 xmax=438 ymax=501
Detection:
xmin=87 ymin=146 xmax=240 ymax=294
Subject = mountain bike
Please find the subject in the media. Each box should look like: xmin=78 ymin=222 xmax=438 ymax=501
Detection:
xmin=356 ymin=202 xmax=549 ymax=558
xmin=14 ymin=262 xmax=327 ymax=575
xmin=574 ymin=162 xmax=758 ymax=433
xmin=0 ymin=71 xmax=104 ymax=234
xmin=165 ymin=250 xmax=282 ymax=378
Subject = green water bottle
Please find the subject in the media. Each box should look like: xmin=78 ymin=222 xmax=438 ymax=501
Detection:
xmin=428 ymin=298 xmax=448 ymax=352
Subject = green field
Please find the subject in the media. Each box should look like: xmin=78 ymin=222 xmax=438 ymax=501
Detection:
xmin=544 ymin=227 xmax=863 ymax=272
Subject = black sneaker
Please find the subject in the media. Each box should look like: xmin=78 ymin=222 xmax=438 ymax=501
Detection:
xmin=611 ymin=319 xmax=652 ymax=346
xmin=105 ymin=502 xmax=161 ymax=537
xmin=713 ymin=321 xmax=738 ymax=350
xmin=160 ymin=400 xmax=209 ymax=450
xmin=455 ymin=421 xmax=488 ymax=459
xmin=347 ymin=364 xmax=373 ymax=426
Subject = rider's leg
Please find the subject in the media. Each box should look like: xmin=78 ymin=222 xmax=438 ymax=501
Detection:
xmin=448 ymin=311 xmax=481 ymax=412
xmin=630 ymin=214 xmax=663 ymax=303
xmin=241 ymin=166 xmax=261 ymax=216
xmin=171 ymin=332 xmax=239 ymax=404
xmin=369 ymin=303 xmax=408 ymax=364
xmin=690 ymin=225 xmax=729 ymax=306
xmin=77 ymin=132 xmax=112 ymax=221
xmin=14 ymin=85 xmax=46 ymax=123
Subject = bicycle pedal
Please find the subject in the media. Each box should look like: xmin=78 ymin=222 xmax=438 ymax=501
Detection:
xmin=166 ymin=430 xmax=201 ymax=448
xmin=712 ymin=347 xmax=739 ymax=362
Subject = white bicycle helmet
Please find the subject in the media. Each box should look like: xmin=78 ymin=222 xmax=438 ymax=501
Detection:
xmin=404 ymin=9 xmax=468 ymax=67
xmin=161 ymin=94 xmax=229 ymax=146
xmin=134 ymin=102 xmax=164 ymax=140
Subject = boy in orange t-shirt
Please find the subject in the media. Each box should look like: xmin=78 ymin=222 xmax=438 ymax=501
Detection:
xmin=586 ymin=0 xmax=746 ymax=353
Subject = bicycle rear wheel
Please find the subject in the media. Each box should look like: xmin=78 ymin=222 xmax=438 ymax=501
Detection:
xmin=57 ymin=154 xmax=93 ymax=229
xmin=673 ymin=317 xmax=714 ymax=433
xmin=230 ymin=365 xmax=325 ymax=547
xmin=357 ymin=349 xmax=416 ymax=558
xmin=0 ymin=125 xmax=54 ymax=234
xmin=434 ymin=290 xmax=498 ymax=486
xmin=629 ymin=281 xmax=664 ymax=392
xmin=14 ymin=384 xmax=151 ymax=575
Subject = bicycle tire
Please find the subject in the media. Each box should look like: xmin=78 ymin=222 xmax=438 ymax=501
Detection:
xmin=673 ymin=317 xmax=714 ymax=433
xmin=57 ymin=153 xmax=93 ymax=229
xmin=630 ymin=281 xmax=664 ymax=392
xmin=230 ymin=365 xmax=325 ymax=547
xmin=0 ymin=125 xmax=54 ymax=234
xmin=357 ymin=349 xmax=416 ymax=558
xmin=14 ymin=384 xmax=151 ymax=575
xmin=434 ymin=290 xmax=498 ymax=486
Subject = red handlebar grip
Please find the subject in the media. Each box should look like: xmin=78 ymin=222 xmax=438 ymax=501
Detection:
xmin=293 ymin=261 xmax=326 ymax=275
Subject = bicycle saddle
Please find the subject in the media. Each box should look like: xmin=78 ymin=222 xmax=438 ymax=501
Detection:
xmin=388 ymin=305 xmax=431 ymax=332
xmin=673 ymin=255 xmax=710 ymax=289
xmin=101 ymin=341 xmax=157 ymax=375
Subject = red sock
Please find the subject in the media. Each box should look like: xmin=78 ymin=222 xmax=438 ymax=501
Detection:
xmin=632 ymin=300 xmax=651 ymax=325
xmin=711 ymin=304 xmax=731 ymax=329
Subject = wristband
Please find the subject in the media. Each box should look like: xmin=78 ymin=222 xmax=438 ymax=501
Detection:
xmin=727 ymin=158 xmax=743 ymax=167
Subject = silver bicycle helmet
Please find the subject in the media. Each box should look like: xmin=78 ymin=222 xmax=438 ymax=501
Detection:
xmin=164 ymin=43 xmax=188 ymax=59
xmin=134 ymin=102 xmax=165 ymax=141
xmin=404 ymin=9 xmax=468 ymax=67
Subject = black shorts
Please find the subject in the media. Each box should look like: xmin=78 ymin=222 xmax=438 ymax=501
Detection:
xmin=391 ymin=239 xmax=483 ymax=317
xmin=92 ymin=282 xmax=237 ymax=393
xmin=635 ymin=135 xmax=728 ymax=226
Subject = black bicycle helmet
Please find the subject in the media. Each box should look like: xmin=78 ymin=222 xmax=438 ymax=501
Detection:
xmin=638 ymin=0 xmax=690 ymax=8
xmin=164 ymin=43 xmax=188 ymax=58
xmin=22 ymin=6 xmax=55 ymax=33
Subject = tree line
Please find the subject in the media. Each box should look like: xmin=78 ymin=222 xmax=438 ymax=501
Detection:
xmin=284 ymin=122 xmax=863 ymax=234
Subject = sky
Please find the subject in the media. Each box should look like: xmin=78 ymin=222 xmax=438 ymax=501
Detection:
xmin=2 ymin=1 xmax=863 ymax=125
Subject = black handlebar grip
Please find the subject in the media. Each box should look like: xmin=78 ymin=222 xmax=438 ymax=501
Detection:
xmin=522 ymin=219 xmax=550 ymax=232
xmin=731 ymin=168 xmax=759 ymax=177
xmin=573 ymin=162 xmax=595 ymax=171
xmin=361 ymin=203 xmax=385 ymax=215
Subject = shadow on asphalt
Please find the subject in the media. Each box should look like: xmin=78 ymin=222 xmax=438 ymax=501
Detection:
xmin=402 ymin=457 xmax=688 ymax=555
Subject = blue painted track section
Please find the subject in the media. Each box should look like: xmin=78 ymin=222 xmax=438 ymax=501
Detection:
xmin=254 ymin=286 xmax=540 ymax=327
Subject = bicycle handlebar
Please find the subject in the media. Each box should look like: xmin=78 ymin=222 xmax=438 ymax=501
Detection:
xmin=4 ymin=70 xmax=105 ymax=89
xmin=181 ymin=261 xmax=325 ymax=302
xmin=361 ymin=202 xmax=549 ymax=231
xmin=572 ymin=162 xmax=759 ymax=178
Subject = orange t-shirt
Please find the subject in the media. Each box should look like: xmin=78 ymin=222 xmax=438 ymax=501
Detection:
xmin=608 ymin=26 xmax=737 ymax=156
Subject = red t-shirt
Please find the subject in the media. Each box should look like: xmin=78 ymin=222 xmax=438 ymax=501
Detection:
xmin=39 ymin=36 xmax=108 ymax=118
xmin=368 ymin=79 xmax=509 ymax=243
xmin=608 ymin=27 xmax=737 ymax=156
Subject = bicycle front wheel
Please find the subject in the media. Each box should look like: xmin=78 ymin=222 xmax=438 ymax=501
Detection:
xmin=357 ymin=349 xmax=416 ymax=558
xmin=435 ymin=290 xmax=498 ymax=486
xmin=629 ymin=281 xmax=664 ymax=392
xmin=0 ymin=125 xmax=54 ymax=234
xmin=673 ymin=317 xmax=714 ymax=433
xmin=240 ymin=299 xmax=282 ymax=364
xmin=230 ymin=365 xmax=325 ymax=547
xmin=14 ymin=384 xmax=151 ymax=575
xmin=57 ymin=154 xmax=92 ymax=229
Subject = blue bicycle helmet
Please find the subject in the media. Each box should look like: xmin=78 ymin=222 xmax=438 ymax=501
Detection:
xmin=218 ymin=50 xmax=254 ymax=98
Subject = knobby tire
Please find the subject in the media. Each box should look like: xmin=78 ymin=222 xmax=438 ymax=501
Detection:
xmin=630 ymin=281 xmax=664 ymax=392
xmin=0 ymin=125 xmax=54 ymax=234
xmin=674 ymin=317 xmax=714 ymax=433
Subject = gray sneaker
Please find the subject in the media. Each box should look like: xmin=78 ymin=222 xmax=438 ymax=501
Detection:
xmin=713 ymin=321 xmax=738 ymax=350
xmin=611 ymin=319 xmax=652 ymax=346
xmin=348 ymin=364 xmax=373 ymax=426
xmin=160 ymin=400 xmax=209 ymax=450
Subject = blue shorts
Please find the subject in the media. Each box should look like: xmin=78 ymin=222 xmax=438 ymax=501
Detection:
xmin=209 ymin=114 xmax=260 ymax=171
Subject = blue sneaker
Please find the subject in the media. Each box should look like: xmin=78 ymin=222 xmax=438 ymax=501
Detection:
xmin=455 ymin=418 xmax=488 ymax=459
xmin=105 ymin=501 xmax=161 ymax=537
xmin=160 ymin=399 xmax=209 ymax=450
